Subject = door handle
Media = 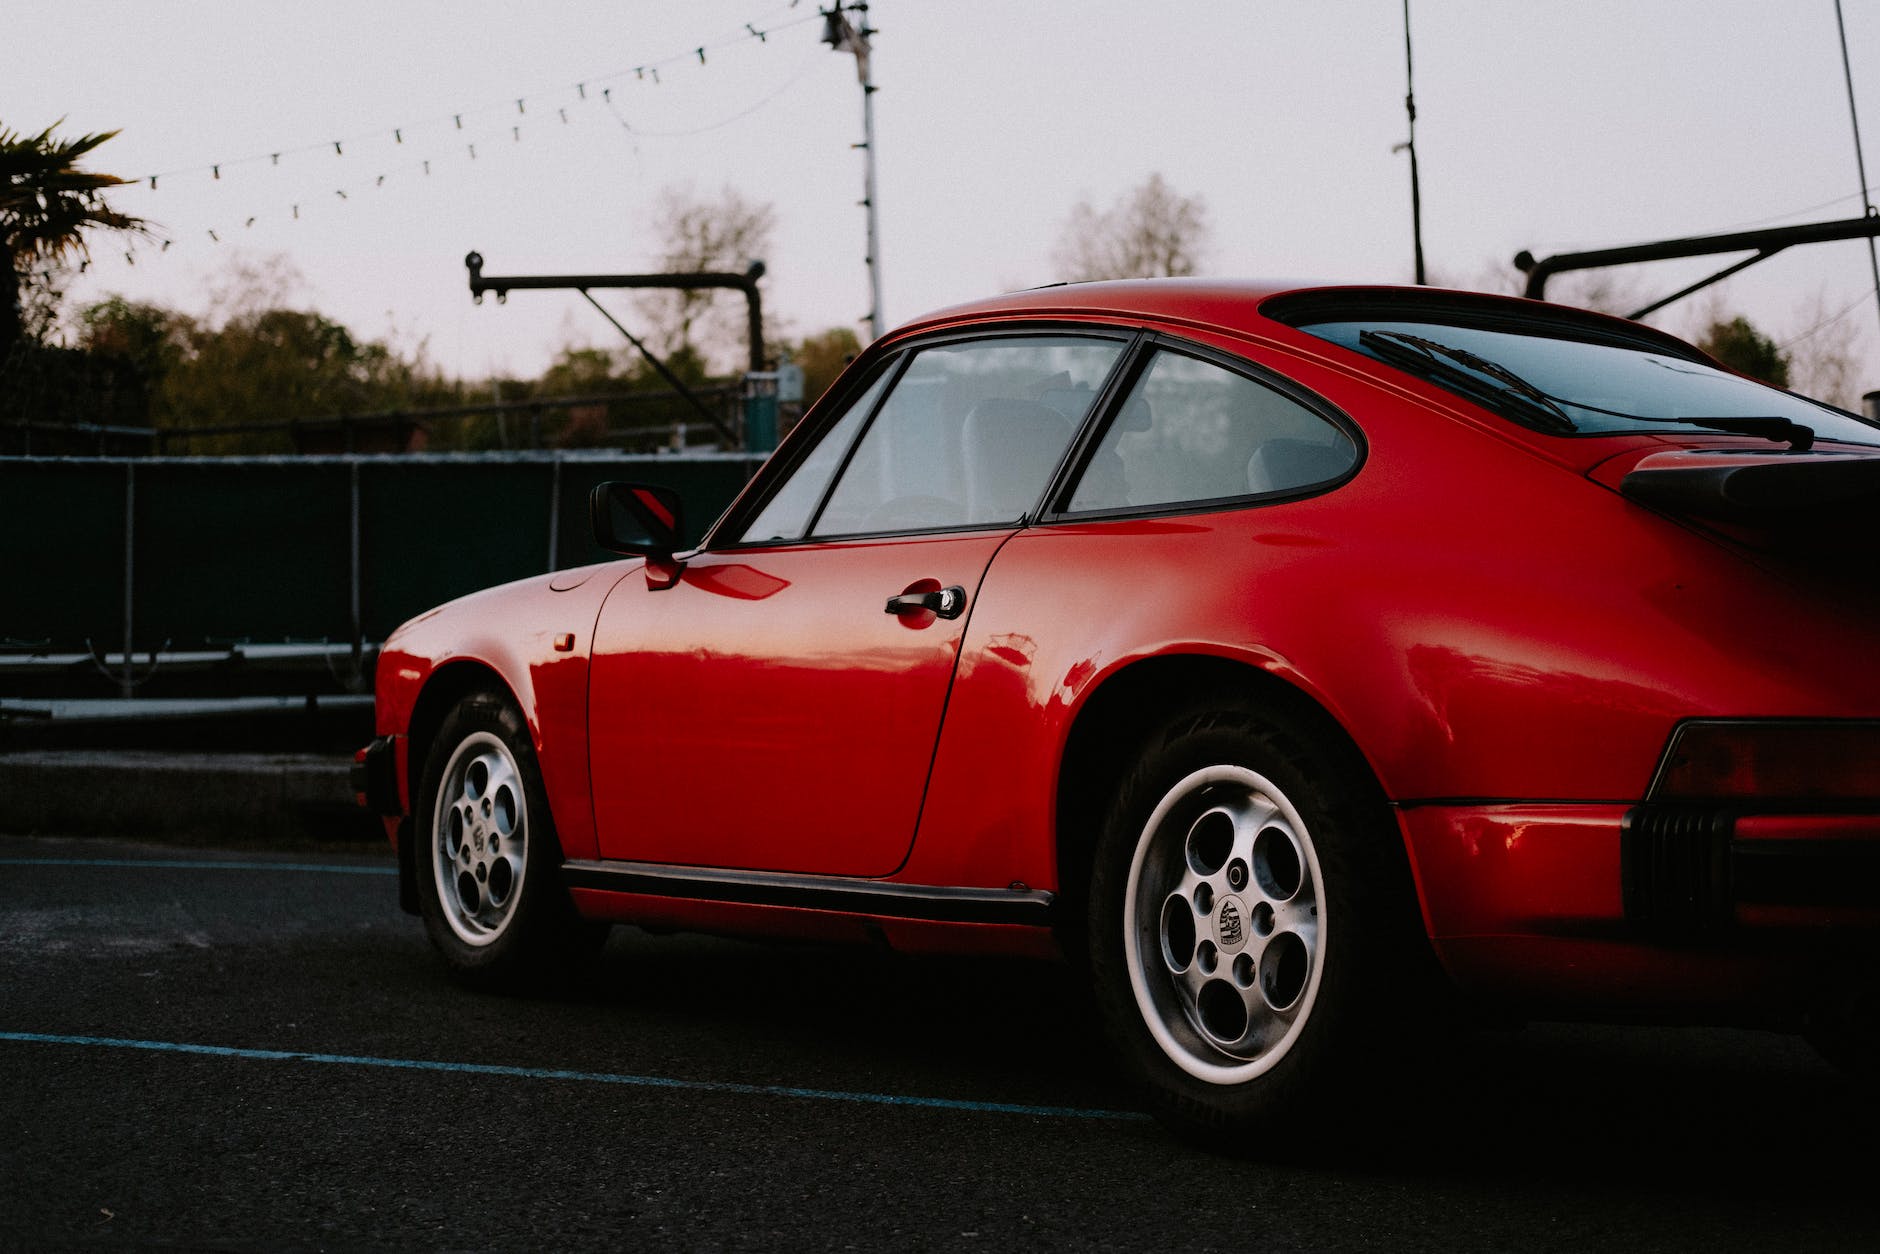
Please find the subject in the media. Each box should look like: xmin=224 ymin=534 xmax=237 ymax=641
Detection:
xmin=884 ymin=585 xmax=967 ymax=620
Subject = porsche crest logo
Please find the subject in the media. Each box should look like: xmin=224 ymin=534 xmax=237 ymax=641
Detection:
xmin=1217 ymin=898 xmax=1244 ymax=949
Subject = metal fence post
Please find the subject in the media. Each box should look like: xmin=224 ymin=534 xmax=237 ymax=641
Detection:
xmin=546 ymin=455 xmax=562 ymax=571
xmin=349 ymin=459 xmax=363 ymax=684
xmin=121 ymin=462 xmax=136 ymax=699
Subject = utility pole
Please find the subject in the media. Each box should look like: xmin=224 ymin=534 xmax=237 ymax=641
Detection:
xmin=1831 ymin=0 xmax=1880 ymax=341
xmin=1392 ymin=0 xmax=1427 ymax=285
xmin=823 ymin=2 xmax=884 ymax=339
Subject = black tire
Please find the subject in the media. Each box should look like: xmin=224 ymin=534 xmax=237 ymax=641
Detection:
xmin=1086 ymin=698 xmax=1422 ymax=1150
xmin=1804 ymin=977 xmax=1880 ymax=1087
xmin=414 ymin=690 xmax=607 ymax=991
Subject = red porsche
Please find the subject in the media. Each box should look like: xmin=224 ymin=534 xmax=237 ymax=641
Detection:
xmin=357 ymin=280 xmax=1880 ymax=1141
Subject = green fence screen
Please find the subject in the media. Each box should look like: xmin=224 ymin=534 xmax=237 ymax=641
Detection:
xmin=0 ymin=452 xmax=764 ymax=658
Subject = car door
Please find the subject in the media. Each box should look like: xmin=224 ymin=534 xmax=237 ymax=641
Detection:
xmin=587 ymin=332 xmax=1131 ymax=877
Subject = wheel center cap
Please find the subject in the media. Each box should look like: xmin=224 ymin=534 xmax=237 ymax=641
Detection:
xmin=1214 ymin=894 xmax=1250 ymax=953
xmin=474 ymin=831 xmax=485 ymax=854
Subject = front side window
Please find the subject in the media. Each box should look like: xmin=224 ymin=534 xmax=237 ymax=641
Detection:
xmin=1066 ymin=350 xmax=1358 ymax=514
xmin=737 ymin=364 xmax=891 ymax=543
xmin=808 ymin=336 xmax=1126 ymax=537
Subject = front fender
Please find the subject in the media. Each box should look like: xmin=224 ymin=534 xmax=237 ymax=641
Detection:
xmin=375 ymin=561 xmax=636 ymax=861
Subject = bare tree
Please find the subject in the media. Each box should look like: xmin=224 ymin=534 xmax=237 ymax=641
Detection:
xmin=1784 ymin=292 xmax=1871 ymax=410
xmin=635 ymin=185 xmax=775 ymax=375
xmin=1053 ymin=174 xmax=1208 ymax=282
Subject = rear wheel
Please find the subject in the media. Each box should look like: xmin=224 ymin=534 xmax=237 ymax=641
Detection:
xmin=1087 ymin=700 xmax=1418 ymax=1147
xmin=1805 ymin=975 xmax=1880 ymax=1085
xmin=415 ymin=690 xmax=605 ymax=990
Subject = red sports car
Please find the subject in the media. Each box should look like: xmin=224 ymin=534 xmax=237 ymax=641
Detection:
xmin=357 ymin=280 xmax=1880 ymax=1141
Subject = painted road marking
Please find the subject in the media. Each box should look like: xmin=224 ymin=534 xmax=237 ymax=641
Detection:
xmin=0 ymin=1032 xmax=1147 ymax=1122
xmin=0 ymin=857 xmax=394 ymax=875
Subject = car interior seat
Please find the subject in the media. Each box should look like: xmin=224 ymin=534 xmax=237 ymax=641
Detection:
xmin=962 ymin=398 xmax=1071 ymax=522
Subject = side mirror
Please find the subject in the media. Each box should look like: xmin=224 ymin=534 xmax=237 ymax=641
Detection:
xmin=590 ymin=481 xmax=685 ymax=558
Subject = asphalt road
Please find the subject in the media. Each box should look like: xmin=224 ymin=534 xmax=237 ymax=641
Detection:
xmin=2 ymin=831 xmax=1876 ymax=1253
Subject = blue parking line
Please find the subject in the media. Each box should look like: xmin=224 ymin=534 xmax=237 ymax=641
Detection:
xmin=0 ymin=857 xmax=394 ymax=875
xmin=0 ymin=1031 xmax=1147 ymax=1122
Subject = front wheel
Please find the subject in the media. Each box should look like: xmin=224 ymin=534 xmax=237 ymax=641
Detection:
xmin=414 ymin=690 xmax=605 ymax=990
xmin=1087 ymin=701 xmax=1419 ymax=1147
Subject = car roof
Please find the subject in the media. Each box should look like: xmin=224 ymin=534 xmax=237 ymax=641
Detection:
xmin=896 ymin=278 xmax=1708 ymax=363
xmin=900 ymin=277 xmax=1311 ymax=334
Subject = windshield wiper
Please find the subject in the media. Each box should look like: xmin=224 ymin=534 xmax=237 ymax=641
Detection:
xmin=1667 ymin=416 xmax=1814 ymax=450
xmin=1357 ymin=330 xmax=1577 ymax=434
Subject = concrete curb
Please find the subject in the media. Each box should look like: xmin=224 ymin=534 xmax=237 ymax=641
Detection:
xmin=3 ymin=750 xmax=377 ymax=842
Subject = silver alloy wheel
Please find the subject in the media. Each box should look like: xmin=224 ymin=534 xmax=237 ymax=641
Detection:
xmin=1122 ymin=764 xmax=1327 ymax=1084
xmin=431 ymin=730 xmax=529 ymax=947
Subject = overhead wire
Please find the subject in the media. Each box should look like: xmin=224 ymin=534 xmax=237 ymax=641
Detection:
xmin=1778 ymin=282 xmax=1879 ymax=349
xmin=601 ymin=41 xmax=822 ymax=139
xmin=131 ymin=5 xmax=822 ymax=184
xmin=99 ymin=5 xmax=827 ymax=259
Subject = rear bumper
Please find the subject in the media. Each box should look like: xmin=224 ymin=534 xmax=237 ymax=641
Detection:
xmin=1400 ymin=802 xmax=1880 ymax=1020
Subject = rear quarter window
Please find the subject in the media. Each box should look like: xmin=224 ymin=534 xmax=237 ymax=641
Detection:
xmin=1065 ymin=348 xmax=1358 ymax=514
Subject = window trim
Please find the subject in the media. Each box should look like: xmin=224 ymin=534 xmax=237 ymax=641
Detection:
xmin=708 ymin=322 xmax=1142 ymax=551
xmin=796 ymin=353 xmax=913 ymax=541
xmin=1038 ymin=332 xmax=1367 ymax=526
xmin=708 ymin=351 xmax=906 ymax=549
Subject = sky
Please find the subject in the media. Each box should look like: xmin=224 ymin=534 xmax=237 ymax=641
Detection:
xmin=9 ymin=1 xmax=1880 ymax=396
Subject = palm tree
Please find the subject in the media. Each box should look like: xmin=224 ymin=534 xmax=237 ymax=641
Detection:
xmin=1 ymin=120 xmax=148 ymax=356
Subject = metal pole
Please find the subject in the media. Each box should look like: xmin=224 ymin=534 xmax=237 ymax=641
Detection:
xmin=547 ymin=456 xmax=562 ymax=571
xmin=1831 ymin=0 xmax=1880 ymax=336
xmin=1400 ymin=0 xmax=1426 ymax=285
xmin=465 ymin=252 xmax=766 ymax=373
xmin=858 ymin=3 xmax=884 ymax=338
xmin=826 ymin=3 xmax=884 ymax=337
xmin=121 ymin=463 xmax=135 ymax=699
xmin=349 ymin=460 xmax=363 ymax=683
xmin=1516 ymin=214 xmax=1880 ymax=302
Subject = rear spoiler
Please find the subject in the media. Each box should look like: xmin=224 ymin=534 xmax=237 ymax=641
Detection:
xmin=1620 ymin=449 xmax=1880 ymax=523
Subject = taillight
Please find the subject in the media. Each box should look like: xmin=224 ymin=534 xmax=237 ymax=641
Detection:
xmin=1649 ymin=720 xmax=1880 ymax=802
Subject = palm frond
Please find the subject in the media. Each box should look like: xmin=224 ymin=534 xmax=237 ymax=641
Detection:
xmin=1 ymin=120 xmax=147 ymax=262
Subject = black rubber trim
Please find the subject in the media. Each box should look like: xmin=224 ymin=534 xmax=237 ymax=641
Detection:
xmin=1734 ymin=839 xmax=1880 ymax=909
xmin=1624 ymin=805 xmax=1880 ymax=932
xmin=1621 ymin=804 xmax=1734 ymax=936
xmin=353 ymin=736 xmax=403 ymax=817
xmin=560 ymin=860 xmax=1056 ymax=926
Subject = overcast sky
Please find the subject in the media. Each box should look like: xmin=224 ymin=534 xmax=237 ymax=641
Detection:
xmin=10 ymin=1 xmax=1879 ymax=392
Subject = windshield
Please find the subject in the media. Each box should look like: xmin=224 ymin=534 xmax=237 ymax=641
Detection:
xmin=1299 ymin=318 xmax=1880 ymax=448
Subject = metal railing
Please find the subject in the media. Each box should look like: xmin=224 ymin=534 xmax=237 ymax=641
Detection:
xmin=1 ymin=385 xmax=748 ymax=457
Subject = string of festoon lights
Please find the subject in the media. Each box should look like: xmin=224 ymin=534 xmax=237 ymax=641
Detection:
xmin=80 ymin=2 xmax=825 ymax=271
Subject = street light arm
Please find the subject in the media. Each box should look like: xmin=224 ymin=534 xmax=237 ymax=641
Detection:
xmin=464 ymin=252 xmax=766 ymax=374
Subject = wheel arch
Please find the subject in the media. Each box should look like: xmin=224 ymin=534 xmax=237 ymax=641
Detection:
xmin=404 ymin=660 xmax=521 ymax=813
xmin=1053 ymin=653 xmax=1403 ymax=938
